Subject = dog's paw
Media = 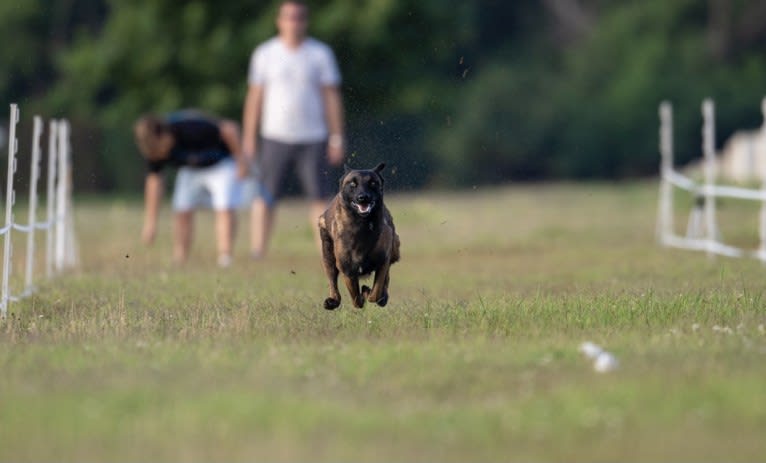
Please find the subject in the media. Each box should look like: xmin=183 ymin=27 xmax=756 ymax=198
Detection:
xmin=376 ymin=292 xmax=389 ymax=307
xmin=352 ymin=295 xmax=366 ymax=309
xmin=364 ymin=286 xmax=388 ymax=307
xmin=324 ymin=298 xmax=341 ymax=310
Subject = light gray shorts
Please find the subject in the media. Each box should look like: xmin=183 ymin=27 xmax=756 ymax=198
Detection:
xmin=258 ymin=138 xmax=335 ymax=206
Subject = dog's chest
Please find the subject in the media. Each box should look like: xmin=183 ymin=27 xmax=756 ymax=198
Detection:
xmin=340 ymin=249 xmax=384 ymax=276
xmin=336 ymin=225 xmax=384 ymax=277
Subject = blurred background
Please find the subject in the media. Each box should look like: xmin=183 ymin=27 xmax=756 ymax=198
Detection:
xmin=2 ymin=0 xmax=766 ymax=193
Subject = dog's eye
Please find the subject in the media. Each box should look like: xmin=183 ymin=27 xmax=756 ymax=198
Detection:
xmin=369 ymin=181 xmax=377 ymax=187
xmin=348 ymin=181 xmax=357 ymax=188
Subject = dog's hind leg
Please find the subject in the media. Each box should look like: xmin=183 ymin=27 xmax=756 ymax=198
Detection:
xmin=380 ymin=273 xmax=390 ymax=306
xmin=320 ymin=227 xmax=341 ymax=310
xmin=342 ymin=275 xmax=365 ymax=308
xmin=391 ymin=232 xmax=401 ymax=264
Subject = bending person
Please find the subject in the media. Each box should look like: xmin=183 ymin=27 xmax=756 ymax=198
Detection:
xmin=134 ymin=110 xmax=244 ymax=267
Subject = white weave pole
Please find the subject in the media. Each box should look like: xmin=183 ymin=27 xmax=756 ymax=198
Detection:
xmin=1 ymin=104 xmax=20 ymax=317
xmin=65 ymin=195 xmax=78 ymax=267
xmin=758 ymin=97 xmax=766 ymax=262
xmin=61 ymin=120 xmax=77 ymax=268
xmin=702 ymin=99 xmax=717 ymax=258
xmin=46 ymin=120 xmax=58 ymax=278
xmin=23 ymin=116 xmax=44 ymax=294
xmin=55 ymin=120 xmax=68 ymax=271
xmin=657 ymin=101 xmax=674 ymax=244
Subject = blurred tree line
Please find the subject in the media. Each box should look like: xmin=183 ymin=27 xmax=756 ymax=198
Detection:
xmin=2 ymin=0 xmax=766 ymax=192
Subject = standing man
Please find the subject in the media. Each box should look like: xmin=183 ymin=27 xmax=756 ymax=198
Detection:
xmin=134 ymin=110 xmax=243 ymax=267
xmin=241 ymin=0 xmax=345 ymax=258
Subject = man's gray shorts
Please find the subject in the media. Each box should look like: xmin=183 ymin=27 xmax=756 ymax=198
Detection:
xmin=258 ymin=137 xmax=335 ymax=207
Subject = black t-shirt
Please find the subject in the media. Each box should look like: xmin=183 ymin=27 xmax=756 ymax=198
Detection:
xmin=146 ymin=112 xmax=231 ymax=173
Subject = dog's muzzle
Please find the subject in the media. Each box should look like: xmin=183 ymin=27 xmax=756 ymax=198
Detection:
xmin=351 ymin=199 xmax=375 ymax=216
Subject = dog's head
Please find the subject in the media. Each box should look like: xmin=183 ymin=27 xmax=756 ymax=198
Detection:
xmin=339 ymin=163 xmax=386 ymax=218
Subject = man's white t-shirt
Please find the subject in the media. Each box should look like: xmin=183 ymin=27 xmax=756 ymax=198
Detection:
xmin=248 ymin=37 xmax=341 ymax=144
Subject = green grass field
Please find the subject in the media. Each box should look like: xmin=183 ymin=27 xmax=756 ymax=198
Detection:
xmin=1 ymin=182 xmax=765 ymax=461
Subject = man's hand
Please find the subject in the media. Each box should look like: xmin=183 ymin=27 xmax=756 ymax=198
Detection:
xmin=237 ymin=161 xmax=250 ymax=179
xmin=327 ymin=143 xmax=344 ymax=166
xmin=142 ymin=222 xmax=157 ymax=245
xmin=327 ymin=134 xmax=344 ymax=166
xmin=238 ymin=153 xmax=253 ymax=179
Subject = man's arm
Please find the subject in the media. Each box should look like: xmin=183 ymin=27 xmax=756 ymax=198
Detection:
xmin=241 ymin=84 xmax=264 ymax=177
xmin=322 ymin=85 xmax=345 ymax=166
xmin=219 ymin=120 xmax=241 ymax=155
xmin=142 ymin=173 xmax=163 ymax=244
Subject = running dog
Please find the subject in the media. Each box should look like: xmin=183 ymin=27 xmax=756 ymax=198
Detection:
xmin=318 ymin=163 xmax=400 ymax=309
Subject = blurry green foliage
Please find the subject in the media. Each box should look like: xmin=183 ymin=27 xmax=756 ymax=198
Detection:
xmin=435 ymin=0 xmax=766 ymax=184
xmin=2 ymin=0 xmax=766 ymax=190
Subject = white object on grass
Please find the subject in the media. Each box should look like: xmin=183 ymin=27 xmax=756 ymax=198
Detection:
xmin=579 ymin=341 xmax=619 ymax=373
xmin=579 ymin=341 xmax=603 ymax=359
xmin=593 ymin=351 xmax=619 ymax=373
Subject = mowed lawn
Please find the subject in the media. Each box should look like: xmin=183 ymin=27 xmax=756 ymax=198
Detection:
xmin=1 ymin=182 xmax=765 ymax=462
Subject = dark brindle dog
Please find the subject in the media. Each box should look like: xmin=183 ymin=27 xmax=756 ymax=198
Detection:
xmin=318 ymin=163 xmax=400 ymax=310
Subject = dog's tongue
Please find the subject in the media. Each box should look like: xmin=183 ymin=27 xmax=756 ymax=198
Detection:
xmin=356 ymin=202 xmax=371 ymax=214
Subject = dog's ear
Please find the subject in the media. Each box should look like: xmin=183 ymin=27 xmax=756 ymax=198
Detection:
xmin=373 ymin=163 xmax=386 ymax=186
xmin=339 ymin=166 xmax=350 ymax=188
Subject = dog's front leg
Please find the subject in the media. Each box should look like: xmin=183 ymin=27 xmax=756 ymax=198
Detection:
xmin=368 ymin=260 xmax=391 ymax=307
xmin=320 ymin=228 xmax=341 ymax=310
xmin=342 ymin=274 xmax=365 ymax=308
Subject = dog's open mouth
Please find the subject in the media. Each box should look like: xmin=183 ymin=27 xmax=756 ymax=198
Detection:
xmin=351 ymin=201 xmax=375 ymax=216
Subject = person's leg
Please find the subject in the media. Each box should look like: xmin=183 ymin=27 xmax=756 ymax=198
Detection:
xmin=205 ymin=159 xmax=240 ymax=267
xmin=171 ymin=167 xmax=199 ymax=264
xmin=173 ymin=211 xmax=194 ymax=264
xmin=250 ymin=139 xmax=290 ymax=258
xmin=297 ymin=141 xmax=335 ymax=252
xmin=214 ymin=210 xmax=235 ymax=267
xmin=250 ymin=199 xmax=274 ymax=259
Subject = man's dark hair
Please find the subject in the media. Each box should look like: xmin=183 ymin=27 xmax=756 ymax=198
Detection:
xmin=133 ymin=114 xmax=170 ymax=160
xmin=280 ymin=0 xmax=309 ymax=14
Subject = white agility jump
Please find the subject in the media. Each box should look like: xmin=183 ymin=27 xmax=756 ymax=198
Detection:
xmin=0 ymin=103 xmax=77 ymax=317
xmin=656 ymin=97 xmax=766 ymax=261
